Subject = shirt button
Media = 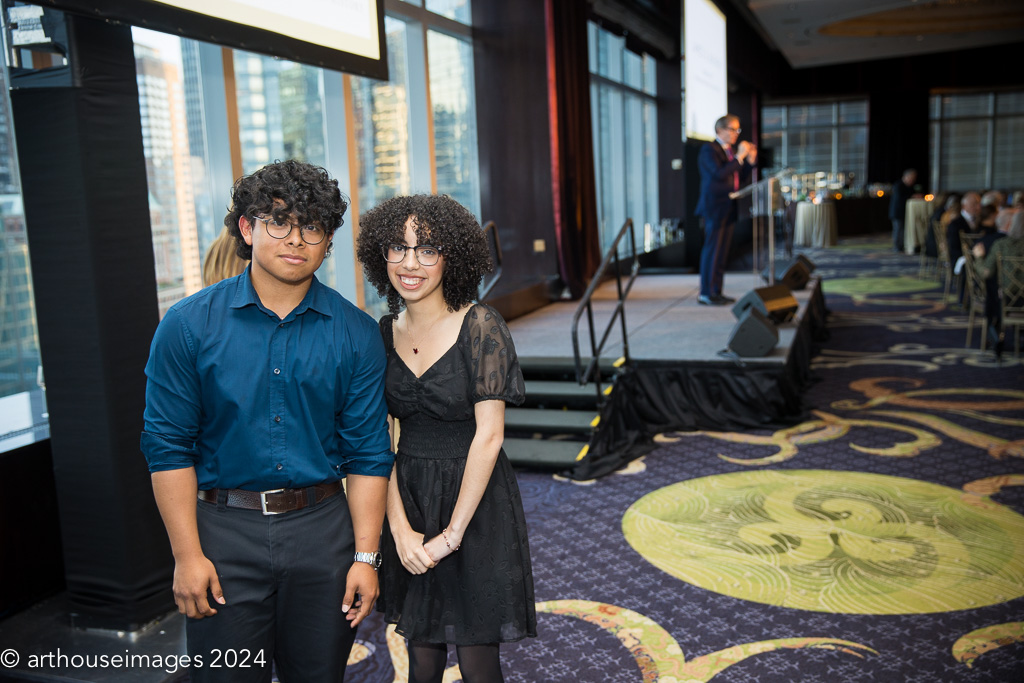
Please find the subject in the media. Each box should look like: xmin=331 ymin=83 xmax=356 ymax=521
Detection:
xmin=276 ymin=463 xmax=283 ymax=470
xmin=274 ymin=368 xmax=281 ymax=375
xmin=274 ymin=415 xmax=281 ymax=423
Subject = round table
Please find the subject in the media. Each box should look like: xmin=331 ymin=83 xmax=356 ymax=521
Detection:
xmin=794 ymin=202 xmax=838 ymax=247
xmin=904 ymin=197 xmax=932 ymax=254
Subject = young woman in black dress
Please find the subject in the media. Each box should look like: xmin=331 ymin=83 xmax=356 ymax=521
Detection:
xmin=356 ymin=195 xmax=536 ymax=683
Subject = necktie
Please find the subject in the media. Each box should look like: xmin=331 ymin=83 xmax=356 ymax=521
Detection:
xmin=725 ymin=145 xmax=739 ymax=191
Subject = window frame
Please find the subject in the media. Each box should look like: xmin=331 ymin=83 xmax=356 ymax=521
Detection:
xmin=929 ymin=88 xmax=1024 ymax=192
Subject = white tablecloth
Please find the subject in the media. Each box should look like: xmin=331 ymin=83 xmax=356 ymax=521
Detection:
xmin=904 ymin=197 xmax=932 ymax=255
xmin=794 ymin=202 xmax=838 ymax=247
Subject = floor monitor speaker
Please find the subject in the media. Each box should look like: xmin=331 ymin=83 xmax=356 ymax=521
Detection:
xmin=761 ymin=259 xmax=811 ymax=290
xmin=796 ymin=254 xmax=816 ymax=273
xmin=727 ymin=307 xmax=778 ymax=357
xmin=731 ymin=284 xmax=798 ymax=323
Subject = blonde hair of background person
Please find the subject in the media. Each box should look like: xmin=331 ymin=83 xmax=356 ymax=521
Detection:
xmin=202 ymin=226 xmax=249 ymax=286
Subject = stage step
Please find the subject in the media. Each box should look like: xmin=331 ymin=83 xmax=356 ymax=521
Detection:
xmin=505 ymin=407 xmax=598 ymax=434
xmin=522 ymin=379 xmax=608 ymax=409
xmin=504 ymin=437 xmax=586 ymax=469
xmin=518 ymin=356 xmax=622 ymax=382
xmin=506 ymin=356 xmax=623 ymax=470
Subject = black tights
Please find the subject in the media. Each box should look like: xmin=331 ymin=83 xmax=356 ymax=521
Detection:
xmin=407 ymin=640 xmax=503 ymax=683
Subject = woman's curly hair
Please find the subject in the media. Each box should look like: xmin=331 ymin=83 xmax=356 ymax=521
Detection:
xmin=356 ymin=195 xmax=493 ymax=315
xmin=225 ymin=160 xmax=348 ymax=260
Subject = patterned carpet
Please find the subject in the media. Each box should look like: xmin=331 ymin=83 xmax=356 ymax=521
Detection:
xmin=341 ymin=236 xmax=1024 ymax=682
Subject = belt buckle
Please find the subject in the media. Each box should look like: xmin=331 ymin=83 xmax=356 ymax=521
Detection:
xmin=260 ymin=488 xmax=286 ymax=515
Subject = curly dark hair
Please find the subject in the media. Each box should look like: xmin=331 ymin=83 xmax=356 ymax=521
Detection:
xmin=356 ymin=195 xmax=493 ymax=314
xmin=225 ymin=160 xmax=348 ymax=260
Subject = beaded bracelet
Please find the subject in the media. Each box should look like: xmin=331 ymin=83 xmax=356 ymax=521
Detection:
xmin=441 ymin=527 xmax=460 ymax=551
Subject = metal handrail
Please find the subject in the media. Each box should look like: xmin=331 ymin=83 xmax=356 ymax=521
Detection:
xmin=478 ymin=220 xmax=502 ymax=301
xmin=570 ymin=218 xmax=640 ymax=402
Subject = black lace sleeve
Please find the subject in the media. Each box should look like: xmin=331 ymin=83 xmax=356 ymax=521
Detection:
xmin=463 ymin=304 xmax=525 ymax=406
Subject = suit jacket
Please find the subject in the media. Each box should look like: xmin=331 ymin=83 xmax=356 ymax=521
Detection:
xmin=947 ymin=214 xmax=971 ymax=261
xmin=888 ymin=180 xmax=914 ymax=220
xmin=695 ymin=140 xmax=754 ymax=222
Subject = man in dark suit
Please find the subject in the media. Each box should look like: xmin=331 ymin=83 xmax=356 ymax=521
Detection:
xmin=888 ymin=168 xmax=918 ymax=253
xmin=947 ymin=191 xmax=980 ymax=307
xmin=695 ymin=114 xmax=756 ymax=305
xmin=947 ymin=191 xmax=980 ymax=263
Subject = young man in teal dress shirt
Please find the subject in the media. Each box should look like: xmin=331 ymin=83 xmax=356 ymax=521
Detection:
xmin=141 ymin=160 xmax=393 ymax=682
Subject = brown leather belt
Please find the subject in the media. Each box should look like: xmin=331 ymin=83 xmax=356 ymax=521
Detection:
xmin=198 ymin=481 xmax=342 ymax=515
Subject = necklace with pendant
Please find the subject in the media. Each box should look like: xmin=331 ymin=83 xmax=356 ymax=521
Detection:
xmin=406 ymin=313 xmax=444 ymax=354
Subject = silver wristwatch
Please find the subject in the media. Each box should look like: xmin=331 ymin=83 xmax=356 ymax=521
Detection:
xmin=354 ymin=551 xmax=382 ymax=570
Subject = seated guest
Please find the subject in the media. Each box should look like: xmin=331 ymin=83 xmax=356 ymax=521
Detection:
xmin=948 ymin=191 xmax=980 ymax=263
xmin=996 ymin=191 xmax=1021 ymax=233
xmin=948 ymin=192 xmax=980 ymax=304
xmin=924 ymin=193 xmax=948 ymax=258
xmin=981 ymin=190 xmax=1005 ymax=210
xmin=975 ymin=212 xmax=1024 ymax=354
xmin=932 ymin=194 xmax=960 ymax=260
xmin=977 ymin=211 xmax=1024 ymax=284
xmin=969 ymin=206 xmax=1006 ymax=347
xmin=940 ymin=194 xmax=961 ymax=232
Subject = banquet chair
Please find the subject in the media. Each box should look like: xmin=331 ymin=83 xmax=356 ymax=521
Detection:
xmin=997 ymin=255 xmax=1024 ymax=358
xmin=919 ymin=218 xmax=939 ymax=279
xmin=953 ymin=231 xmax=985 ymax=311
xmin=933 ymin=220 xmax=954 ymax=303
xmin=959 ymin=233 xmax=988 ymax=350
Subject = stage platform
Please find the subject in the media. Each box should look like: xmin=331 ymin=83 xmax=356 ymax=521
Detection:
xmin=504 ymin=270 xmax=827 ymax=479
xmin=508 ymin=271 xmax=817 ymax=364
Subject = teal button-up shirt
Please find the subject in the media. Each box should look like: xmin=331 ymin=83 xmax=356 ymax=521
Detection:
xmin=141 ymin=267 xmax=393 ymax=490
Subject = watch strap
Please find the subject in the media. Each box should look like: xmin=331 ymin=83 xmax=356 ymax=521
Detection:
xmin=354 ymin=551 xmax=382 ymax=569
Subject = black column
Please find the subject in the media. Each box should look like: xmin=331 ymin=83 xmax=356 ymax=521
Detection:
xmin=9 ymin=13 xmax=172 ymax=629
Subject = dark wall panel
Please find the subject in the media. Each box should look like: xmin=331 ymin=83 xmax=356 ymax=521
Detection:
xmin=473 ymin=0 xmax=560 ymax=303
xmin=656 ymin=29 xmax=685 ymax=224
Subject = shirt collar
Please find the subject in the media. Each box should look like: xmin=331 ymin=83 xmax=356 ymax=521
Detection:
xmin=229 ymin=266 xmax=333 ymax=319
xmin=716 ymin=137 xmax=731 ymax=149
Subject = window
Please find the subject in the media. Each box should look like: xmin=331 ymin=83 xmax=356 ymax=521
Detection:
xmin=134 ymin=41 xmax=203 ymax=317
xmin=350 ymin=17 xmax=416 ymax=210
xmin=588 ymin=22 xmax=660 ymax=254
xmin=761 ymin=100 xmax=868 ymax=187
xmin=428 ymin=29 xmax=480 ymax=219
xmin=132 ymin=2 xmax=480 ymax=321
xmin=0 ymin=49 xmax=48 ymax=453
xmin=929 ymin=90 xmax=1024 ymax=191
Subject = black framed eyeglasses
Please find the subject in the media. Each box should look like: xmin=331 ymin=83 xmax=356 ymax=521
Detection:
xmin=254 ymin=215 xmax=327 ymax=245
xmin=382 ymin=243 xmax=442 ymax=266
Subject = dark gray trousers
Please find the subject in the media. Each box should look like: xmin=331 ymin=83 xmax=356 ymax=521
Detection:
xmin=892 ymin=218 xmax=905 ymax=252
xmin=187 ymin=492 xmax=356 ymax=683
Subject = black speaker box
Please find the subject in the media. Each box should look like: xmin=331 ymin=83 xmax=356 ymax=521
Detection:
xmin=761 ymin=259 xmax=811 ymax=290
xmin=731 ymin=284 xmax=799 ymax=323
xmin=727 ymin=307 xmax=779 ymax=357
xmin=796 ymin=254 xmax=816 ymax=273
